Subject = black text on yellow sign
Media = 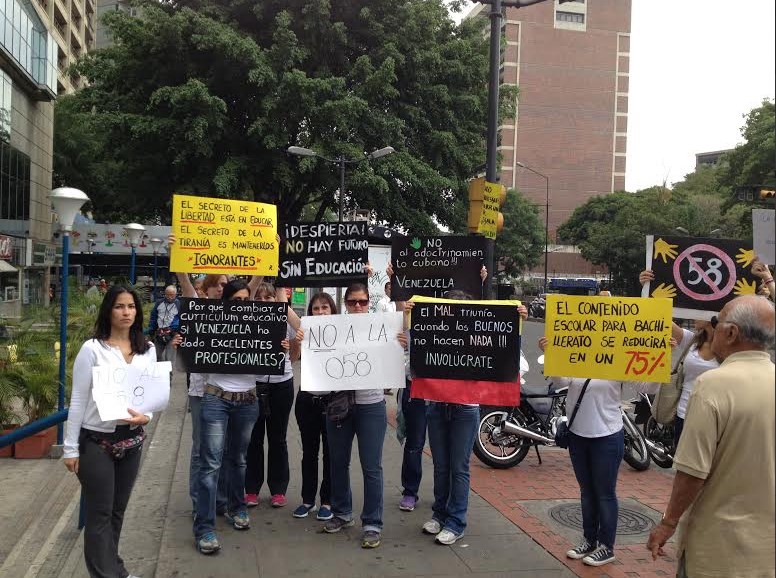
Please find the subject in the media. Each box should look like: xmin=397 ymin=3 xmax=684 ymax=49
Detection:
xmin=544 ymin=295 xmax=673 ymax=383
xmin=467 ymin=178 xmax=505 ymax=239
xmin=171 ymin=194 xmax=278 ymax=276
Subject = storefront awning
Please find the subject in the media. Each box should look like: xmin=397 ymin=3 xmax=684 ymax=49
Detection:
xmin=0 ymin=260 xmax=17 ymax=273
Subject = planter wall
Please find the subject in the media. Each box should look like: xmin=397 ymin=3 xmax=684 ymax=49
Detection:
xmin=13 ymin=426 xmax=57 ymax=459
xmin=0 ymin=426 xmax=16 ymax=458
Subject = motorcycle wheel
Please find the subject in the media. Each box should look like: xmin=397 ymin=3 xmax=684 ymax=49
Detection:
xmin=622 ymin=415 xmax=651 ymax=471
xmin=473 ymin=408 xmax=532 ymax=469
xmin=643 ymin=416 xmax=674 ymax=469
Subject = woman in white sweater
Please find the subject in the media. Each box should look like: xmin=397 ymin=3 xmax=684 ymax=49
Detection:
xmin=63 ymin=285 xmax=155 ymax=578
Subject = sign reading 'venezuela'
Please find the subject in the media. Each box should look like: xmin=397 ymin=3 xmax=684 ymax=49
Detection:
xmin=170 ymin=194 xmax=278 ymax=276
xmin=390 ymin=236 xmax=486 ymax=301
xmin=177 ymin=298 xmax=288 ymax=374
xmin=275 ymin=222 xmax=369 ymax=287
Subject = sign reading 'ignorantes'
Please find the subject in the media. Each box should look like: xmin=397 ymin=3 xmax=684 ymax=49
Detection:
xmin=544 ymin=295 xmax=672 ymax=383
xmin=177 ymin=298 xmax=288 ymax=375
xmin=390 ymin=236 xmax=486 ymax=301
xmin=171 ymin=194 xmax=278 ymax=276
xmin=275 ymin=222 xmax=369 ymax=287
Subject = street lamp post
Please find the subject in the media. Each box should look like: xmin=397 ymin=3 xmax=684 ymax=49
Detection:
xmin=123 ymin=223 xmax=146 ymax=285
xmin=49 ymin=187 xmax=90 ymax=445
xmin=149 ymin=237 xmax=163 ymax=301
xmin=516 ymin=161 xmax=550 ymax=294
xmin=85 ymin=238 xmax=96 ymax=283
xmin=287 ymin=145 xmax=395 ymax=306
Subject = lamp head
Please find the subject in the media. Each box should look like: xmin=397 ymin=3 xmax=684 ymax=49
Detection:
xmin=368 ymin=146 xmax=395 ymax=160
xmin=49 ymin=187 xmax=89 ymax=232
xmin=149 ymin=237 xmax=164 ymax=252
xmin=123 ymin=223 xmax=146 ymax=248
xmin=287 ymin=146 xmax=318 ymax=157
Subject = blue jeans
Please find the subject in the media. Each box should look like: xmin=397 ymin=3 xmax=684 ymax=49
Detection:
xmin=673 ymin=416 xmax=684 ymax=449
xmin=568 ymin=430 xmax=624 ymax=549
xmin=193 ymin=392 xmax=259 ymax=539
xmin=401 ymin=383 xmax=428 ymax=498
xmin=426 ymin=403 xmax=479 ymax=535
xmin=189 ymin=395 xmax=202 ymax=511
xmin=326 ymin=400 xmax=387 ymax=533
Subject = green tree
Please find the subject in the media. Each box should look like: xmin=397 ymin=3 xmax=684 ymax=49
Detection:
xmin=55 ymin=1 xmax=513 ymax=233
xmin=494 ymin=189 xmax=544 ymax=279
xmin=718 ymin=98 xmax=775 ymax=191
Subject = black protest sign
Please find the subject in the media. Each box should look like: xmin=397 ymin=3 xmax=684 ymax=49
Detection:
xmin=177 ymin=298 xmax=288 ymax=374
xmin=646 ymin=235 xmax=761 ymax=317
xmin=410 ymin=300 xmax=521 ymax=383
xmin=275 ymin=222 xmax=369 ymax=287
xmin=390 ymin=236 xmax=486 ymax=301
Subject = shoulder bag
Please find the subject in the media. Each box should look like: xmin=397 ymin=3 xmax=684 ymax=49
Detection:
xmin=651 ymin=338 xmax=693 ymax=425
xmin=554 ymin=379 xmax=591 ymax=449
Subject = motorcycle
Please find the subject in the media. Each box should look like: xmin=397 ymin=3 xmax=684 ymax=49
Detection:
xmin=633 ymin=392 xmax=675 ymax=468
xmin=473 ymin=356 xmax=652 ymax=471
xmin=528 ymin=296 xmax=546 ymax=319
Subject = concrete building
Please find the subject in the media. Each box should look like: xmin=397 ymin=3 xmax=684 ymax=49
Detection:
xmin=0 ymin=0 xmax=59 ymax=318
xmin=95 ymin=0 xmax=134 ymax=50
xmin=695 ymin=149 xmax=732 ymax=169
xmin=466 ymin=0 xmax=630 ymax=282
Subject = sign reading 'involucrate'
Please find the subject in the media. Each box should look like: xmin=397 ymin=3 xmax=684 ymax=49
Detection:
xmin=177 ymin=298 xmax=288 ymax=375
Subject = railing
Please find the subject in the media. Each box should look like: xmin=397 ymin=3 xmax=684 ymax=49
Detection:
xmin=0 ymin=409 xmax=68 ymax=449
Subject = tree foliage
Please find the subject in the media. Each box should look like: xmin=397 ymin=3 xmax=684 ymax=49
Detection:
xmin=54 ymin=0 xmax=513 ymax=234
xmin=494 ymin=188 xmax=545 ymax=279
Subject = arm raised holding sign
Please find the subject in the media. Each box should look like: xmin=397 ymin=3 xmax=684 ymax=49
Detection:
xmin=62 ymin=286 xmax=157 ymax=577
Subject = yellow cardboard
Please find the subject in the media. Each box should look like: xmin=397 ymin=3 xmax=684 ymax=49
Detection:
xmin=477 ymin=181 xmax=501 ymax=240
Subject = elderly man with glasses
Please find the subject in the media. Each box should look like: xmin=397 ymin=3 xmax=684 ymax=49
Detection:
xmin=647 ymin=295 xmax=775 ymax=578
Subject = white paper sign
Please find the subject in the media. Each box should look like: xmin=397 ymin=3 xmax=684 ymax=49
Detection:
xmin=92 ymin=362 xmax=172 ymax=421
xmin=753 ymin=209 xmax=775 ymax=265
xmin=301 ymin=312 xmax=405 ymax=392
xmin=367 ymin=245 xmax=392 ymax=312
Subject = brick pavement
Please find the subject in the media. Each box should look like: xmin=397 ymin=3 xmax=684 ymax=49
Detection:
xmin=388 ymin=407 xmax=679 ymax=578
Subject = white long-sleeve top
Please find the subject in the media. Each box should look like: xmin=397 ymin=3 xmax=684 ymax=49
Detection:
xmin=551 ymin=376 xmax=655 ymax=438
xmin=63 ymin=339 xmax=156 ymax=459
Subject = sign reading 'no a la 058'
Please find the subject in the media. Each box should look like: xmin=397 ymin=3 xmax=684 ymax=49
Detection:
xmin=171 ymin=194 xmax=278 ymax=276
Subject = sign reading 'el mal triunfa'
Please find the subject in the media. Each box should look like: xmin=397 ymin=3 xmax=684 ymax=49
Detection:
xmin=275 ymin=222 xmax=369 ymax=287
xmin=176 ymin=298 xmax=288 ymax=374
xmin=643 ymin=235 xmax=761 ymax=320
xmin=544 ymin=295 xmax=672 ymax=383
xmin=390 ymin=236 xmax=486 ymax=301
xmin=171 ymin=194 xmax=278 ymax=276
xmin=409 ymin=296 xmax=522 ymax=406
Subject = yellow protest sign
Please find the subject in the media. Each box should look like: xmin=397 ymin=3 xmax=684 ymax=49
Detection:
xmin=477 ymin=181 xmax=502 ymax=240
xmin=544 ymin=295 xmax=672 ymax=383
xmin=171 ymin=194 xmax=278 ymax=276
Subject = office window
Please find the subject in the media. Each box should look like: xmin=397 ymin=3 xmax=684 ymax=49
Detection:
xmin=0 ymin=69 xmax=10 ymax=142
xmin=556 ymin=11 xmax=584 ymax=24
xmin=0 ymin=140 xmax=31 ymax=221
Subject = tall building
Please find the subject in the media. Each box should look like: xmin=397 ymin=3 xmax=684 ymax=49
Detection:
xmin=0 ymin=0 xmax=59 ymax=317
xmin=95 ymin=0 xmax=134 ymax=50
xmin=466 ymin=0 xmax=631 ymax=280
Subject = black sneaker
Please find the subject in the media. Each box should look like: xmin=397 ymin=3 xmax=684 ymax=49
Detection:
xmin=566 ymin=538 xmax=597 ymax=560
xmin=583 ymin=545 xmax=615 ymax=567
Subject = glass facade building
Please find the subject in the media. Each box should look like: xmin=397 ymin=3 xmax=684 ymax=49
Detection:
xmin=0 ymin=0 xmax=57 ymax=94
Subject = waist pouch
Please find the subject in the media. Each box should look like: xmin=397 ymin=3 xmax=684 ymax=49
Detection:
xmin=83 ymin=426 xmax=145 ymax=460
xmin=325 ymin=391 xmax=356 ymax=425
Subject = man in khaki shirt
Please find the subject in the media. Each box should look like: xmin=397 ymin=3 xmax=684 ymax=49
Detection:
xmin=647 ymin=295 xmax=775 ymax=578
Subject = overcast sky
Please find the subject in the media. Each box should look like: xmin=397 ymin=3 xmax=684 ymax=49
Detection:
xmin=452 ymin=1 xmax=776 ymax=191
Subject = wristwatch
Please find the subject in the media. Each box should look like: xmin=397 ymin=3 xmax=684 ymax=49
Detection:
xmin=661 ymin=514 xmax=678 ymax=528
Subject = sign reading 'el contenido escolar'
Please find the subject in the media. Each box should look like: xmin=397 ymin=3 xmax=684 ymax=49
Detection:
xmin=170 ymin=194 xmax=278 ymax=276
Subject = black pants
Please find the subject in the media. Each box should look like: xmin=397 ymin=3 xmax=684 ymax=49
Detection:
xmin=77 ymin=427 xmax=142 ymax=578
xmin=245 ymin=378 xmax=294 ymax=495
xmin=294 ymin=390 xmax=331 ymax=505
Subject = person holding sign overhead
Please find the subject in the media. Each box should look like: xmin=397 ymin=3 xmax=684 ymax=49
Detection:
xmin=63 ymin=285 xmax=156 ymax=578
xmin=245 ymin=282 xmax=299 ymax=509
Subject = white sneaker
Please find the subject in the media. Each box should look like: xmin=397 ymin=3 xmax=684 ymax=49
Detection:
xmin=422 ymin=519 xmax=442 ymax=535
xmin=435 ymin=529 xmax=464 ymax=545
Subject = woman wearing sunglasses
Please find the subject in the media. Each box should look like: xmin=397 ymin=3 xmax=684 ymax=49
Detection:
xmin=321 ymin=282 xmax=404 ymax=549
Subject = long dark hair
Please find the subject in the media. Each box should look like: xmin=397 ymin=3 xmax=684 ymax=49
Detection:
xmin=307 ymin=291 xmax=338 ymax=315
xmin=223 ymin=279 xmax=249 ymax=301
xmin=94 ymin=285 xmax=150 ymax=354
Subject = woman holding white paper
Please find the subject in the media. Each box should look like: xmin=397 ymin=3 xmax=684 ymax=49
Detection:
xmin=63 ymin=285 xmax=155 ymax=578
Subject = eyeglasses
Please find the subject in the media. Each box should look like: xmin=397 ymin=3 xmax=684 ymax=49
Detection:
xmin=710 ymin=315 xmax=719 ymax=329
xmin=345 ymin=299 xmax=369 ymax=307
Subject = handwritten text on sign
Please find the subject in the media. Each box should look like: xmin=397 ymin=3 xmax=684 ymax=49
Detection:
xmin=477 ymin=181 xmax=502 ymax=240
xmin=753 ymin=209 xmax=775 ymax=265
xmin=643 ymin=235 xmax=761 ymax=320
xmin=390 ymin=236 xmax=486 ymax=301
xmin=409 ymin=297 xmax=522 ymax=382
xmin=92 ymin=361 xmax=171 ymax=421
xmin=170 ymin=194 xmax=278 ymax=276
xmin=177 ymin=298 xmax=288 ymax=375
xmin=276 ymin=222 xmax=368 ymax=287
xmin=544 ymin=295 xmax=672 ymax=383
xmin=300 ymin=312 xmax=405 ymax=392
